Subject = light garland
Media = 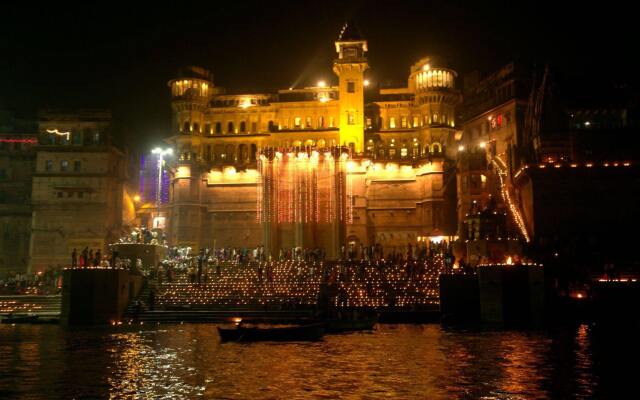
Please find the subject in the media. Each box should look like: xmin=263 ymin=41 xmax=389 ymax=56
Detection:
xmin=491 ymin=156 xmax=530 ymax=243
xmin=45 ymin=129 xmax=71 ymax=140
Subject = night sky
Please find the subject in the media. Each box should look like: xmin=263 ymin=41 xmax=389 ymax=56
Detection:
xmin=1 ymin=1 xmax=636 ymax=151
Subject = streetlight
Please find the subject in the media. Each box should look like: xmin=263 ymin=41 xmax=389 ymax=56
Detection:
xmin=151 ymin=147 xmax=173 ymax=228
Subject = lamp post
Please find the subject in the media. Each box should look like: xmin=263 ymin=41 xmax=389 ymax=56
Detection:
xmin=151 ymin=147 xmax=173 ymax=227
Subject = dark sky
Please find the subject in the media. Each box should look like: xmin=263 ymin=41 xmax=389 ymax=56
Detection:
xmin=1 ymin=1 xmax=636 ymax=151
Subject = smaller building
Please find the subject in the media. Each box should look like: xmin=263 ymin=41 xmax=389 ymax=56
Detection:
xmin=29 ymin=110 xmax=128 ymax=273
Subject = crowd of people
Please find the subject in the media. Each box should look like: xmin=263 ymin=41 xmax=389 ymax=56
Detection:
xmin=0 ymin=267 xmax=63 ymax=295
xmin=116 ymin=227 xmax=167 ymax=246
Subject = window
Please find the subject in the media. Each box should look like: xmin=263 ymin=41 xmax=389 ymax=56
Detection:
xmin=251 ymin=122 xmax=257 ymax=132
xmin=413 ymin=116 xmax=419 ymax=127
xmin=74 ymin=161 xmax=81 ymax=172
xmin=72 ymin=131 xmax=82 ymax=145
xmin=401 ymin=116 xmax=407 ymax=128
xmin=347 ymin=113 xmax=355 ymax=125
xmin=215 ymin=122 xmax=222 ymax=134
xmin=205 ymin=123 xmax=211 ymax=134
xmin=481 ymin=174 xmax=487 ymax=189
xmin=78 ymin=192 xmax=84 ymax=198
xmin=318 ymin=116 xmax=324 ymax=128
xmin=227 ymin=122 xmax=234 ymax=133
xmin=347 ymin=81 xmax=355 ymax=93
xmin=45 ymin=160 xmax=53 ymax=172
xmin=366 ymin=118 xmax=372 ymax=129
xmin=294 ymin=117 xmax=302 ymax=128
xmin=193 ymin=123 xmax=200 ymax=133
xmin=305 ymin=117 xmax=312 ymax=128
xmin=329 ymin=117 xmax=335 ymax=127
xmin=93 ymin=133 xmax=100 ymax=144
xmin=61 ymin=160 xmax=69 ymax=171
xmin=240 ymin=121 xmax=246 ymax=133
xmin=389 ymin=117 xmax=396 ymax=129
xmin=0 ymin=169 xmax=5 ymax=179
xmin=401 ymin=148 xmax=408 ymax=158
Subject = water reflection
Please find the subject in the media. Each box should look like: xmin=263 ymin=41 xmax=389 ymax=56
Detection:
xmin=0 ymin=323 xmax=633 ymax=399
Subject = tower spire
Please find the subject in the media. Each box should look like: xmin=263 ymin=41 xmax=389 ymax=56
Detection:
xmin=333 ymin=22 xmax=368 ymax=153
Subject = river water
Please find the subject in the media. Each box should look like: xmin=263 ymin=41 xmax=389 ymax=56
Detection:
xmin=0 ymin=323 xmax=635 ymax=399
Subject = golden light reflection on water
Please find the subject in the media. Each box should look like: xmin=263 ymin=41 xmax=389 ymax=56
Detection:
xmin=0 ymin=323 xmax=622 ymax=399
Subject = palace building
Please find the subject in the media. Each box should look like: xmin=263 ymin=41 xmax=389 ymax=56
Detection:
xmin=165 ymin=24 xmax=460 ymax=258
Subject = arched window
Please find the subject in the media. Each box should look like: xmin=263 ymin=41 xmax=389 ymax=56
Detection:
xmin=240 ymin=121 xmax=246 ymax=133
xmin=431 ymin=142 xmax=442 ymax=154
xmin=205 ymin=123 xmax=211 ymax=134
xmin=227 ymin=122 xmax=234 ymax=133
xmin=193 ymin=123 xmax=200 ymax=133
xmin=214 ymin=145 xmax=225 ymax=162
xmin=238 ymin=144 xmax=248 ymax=161
xmin=183 ymin=121 xmax=190 ymax=133
xmin=225 ymin=144 xmax=235 ymax=161
xmin=215 ymin=122 xmax=222 ymax=134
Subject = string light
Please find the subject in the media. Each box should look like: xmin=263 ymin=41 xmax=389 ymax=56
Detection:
xmin=45 ymin=129 xmax=71 ymax=140
xmin=491 ymin=156 xmax=530 ymax=243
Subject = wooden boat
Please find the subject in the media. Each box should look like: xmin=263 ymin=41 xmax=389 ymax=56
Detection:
xmin=1 ymin=314 xmax=40 ymax=324
xmin=325 ymin=316 xmax=377 ymax=333
xmin=218 ymin=322 xmax=325 ymax=342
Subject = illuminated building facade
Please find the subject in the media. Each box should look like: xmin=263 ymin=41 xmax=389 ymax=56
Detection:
xmin=166 ymin=24 xmax=460 ymax=257
xmin=28 ymin=110 xmax=128 ymax=272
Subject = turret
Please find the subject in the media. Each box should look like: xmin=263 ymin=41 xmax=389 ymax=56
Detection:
xmin=408 ymin=57 xmax=460 ymax=128
xmin=168 ymin=66 xmax=213 ymax=136
xmin=333 ymin=22 xmax=369 ymax=153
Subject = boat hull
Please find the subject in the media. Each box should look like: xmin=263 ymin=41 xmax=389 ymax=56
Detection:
xmin=218 ymin=323 xmax=325 ymax=342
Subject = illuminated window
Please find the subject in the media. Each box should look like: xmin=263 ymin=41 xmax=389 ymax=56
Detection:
xmin=60 ymin=160 xmax=69 ymax=172
xmin=481 ymin=174 xmax=487 ymax=189
xmin=401 ymin=148 xmax=408 ymax=157
xmin=318 ymin=116 xmax=324 ymax=128
xmin=347 ymin=81 xmax=355 ymax=93
xmin=389 ymin=117 xmax=396 ymax=129
xmin=347 ymin=113 xmax=355 ymax=125
xmin=293 ymin=117 xmax=301 ymax=128
xmin=366 ymin=118 xmax=372 ymax=129
xmin=45 ymin=160 xmax=53 ymax=172
xmin=433 ymin=114 xmax=438 ymax=123
xmin=329 ymin=117 xmax=335 ymax=127
xmin=306 ymin=117 xmax=312 ymax=128
xmin=389 ymin=148 xmax=397 ymax=157
xmin=412 ymin=116 xmax=419 ymax=127
xmin=401 ymin=116 xmax=407 ymax=128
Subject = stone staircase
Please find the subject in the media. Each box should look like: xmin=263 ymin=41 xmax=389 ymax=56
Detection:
xmin=0 ymin=295 xmax=62 ymax=319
